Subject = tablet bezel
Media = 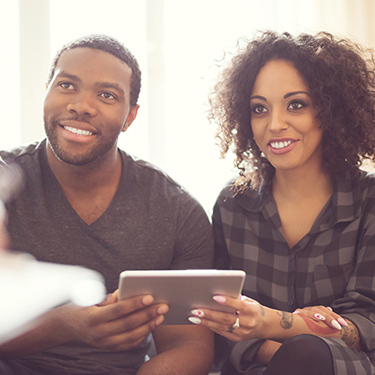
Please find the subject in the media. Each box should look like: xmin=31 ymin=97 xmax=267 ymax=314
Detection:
xmin=118 ymin=269 xmax=246 ymax=325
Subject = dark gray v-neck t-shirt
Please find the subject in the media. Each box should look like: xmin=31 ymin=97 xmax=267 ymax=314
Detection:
xmin=1 ymin=140 xmax=213 ymax=375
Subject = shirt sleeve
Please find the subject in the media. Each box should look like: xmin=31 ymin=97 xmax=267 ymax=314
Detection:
xmin=169 ymin=190 xmax=214 ymax=270
xmin=331 ymin=211 xmax=375 ymax=352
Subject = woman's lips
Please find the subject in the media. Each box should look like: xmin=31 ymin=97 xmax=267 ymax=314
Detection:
xmin=267 ymin=138 xmax=298 ymax=154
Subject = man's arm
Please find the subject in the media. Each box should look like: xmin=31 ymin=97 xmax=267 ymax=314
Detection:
xmin=0 ymin=293 xmax=167 ymax=359
xmin=137 ymin=325 xmax=214 ymax=375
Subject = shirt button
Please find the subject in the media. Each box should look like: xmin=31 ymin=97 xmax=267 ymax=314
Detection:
xmin=288 ymin=298 xmax=294 ymax=306
xmin=289 ymin=253 xmax=295 ymax=261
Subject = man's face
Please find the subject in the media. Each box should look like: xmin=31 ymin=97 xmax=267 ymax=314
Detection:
xmin=43 ymin=47 xmax=138 ymax=166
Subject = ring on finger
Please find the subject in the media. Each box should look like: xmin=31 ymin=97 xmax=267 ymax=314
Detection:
xmin=227 ymin=316 xmax=240 ymax=333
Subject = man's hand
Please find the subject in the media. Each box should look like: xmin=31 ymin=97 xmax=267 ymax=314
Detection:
xmin=0 ymin=291 xmax=169 ymax=358
xmin=64 ymin=291 xmax=169 ymax=351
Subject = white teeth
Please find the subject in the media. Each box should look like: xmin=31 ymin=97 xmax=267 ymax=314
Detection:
xmin=270 ymin=140 xmax=293 ymax=149
xmin=64 ymin=126 xmax=93 ymax=136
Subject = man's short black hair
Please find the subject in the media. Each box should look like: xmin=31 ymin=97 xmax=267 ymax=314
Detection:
xmin=47 ymin=34 xmax=141 ymax=106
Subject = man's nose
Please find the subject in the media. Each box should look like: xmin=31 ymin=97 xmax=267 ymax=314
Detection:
xmin=67 ymin=92 xmax=98 ymax=117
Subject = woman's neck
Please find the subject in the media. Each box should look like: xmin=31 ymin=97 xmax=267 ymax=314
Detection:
xmin=272 ymin=165 xmax=333 ymax=203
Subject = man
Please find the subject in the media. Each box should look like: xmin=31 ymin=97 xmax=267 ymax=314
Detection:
xmin=0 ymin=35 xmax=214 ymax=375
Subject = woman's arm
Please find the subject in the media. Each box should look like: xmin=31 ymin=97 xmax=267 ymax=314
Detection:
xmin=188 ymin=295 xmax=362 ymax=350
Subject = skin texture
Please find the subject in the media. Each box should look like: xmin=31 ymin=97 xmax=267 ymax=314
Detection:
xmin=0 ymin=47 xmax=214 ymax=375
xmin=44 ymin=47 xmax=137 ymax=167
xmin=250 ymin=60 xmax=323 ymax=175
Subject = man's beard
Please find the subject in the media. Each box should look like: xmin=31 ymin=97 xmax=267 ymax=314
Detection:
xmin=44 ymin=119 xmax=117 ymax=166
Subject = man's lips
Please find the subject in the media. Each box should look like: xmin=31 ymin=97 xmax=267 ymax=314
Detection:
xmin=59 ymin=120 xmax=97 ymax=136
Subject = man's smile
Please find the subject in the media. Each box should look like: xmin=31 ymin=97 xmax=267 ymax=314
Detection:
xmin=63 ymin=126 xmax=93 ymax=136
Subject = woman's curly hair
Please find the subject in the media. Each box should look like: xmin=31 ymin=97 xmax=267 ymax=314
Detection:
xmin=208 ymin=30 xmax=375 ymax=190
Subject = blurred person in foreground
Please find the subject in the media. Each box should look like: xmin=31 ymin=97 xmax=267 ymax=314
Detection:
xmin=0 ymin=34 xmax=214 ymax=375
xmin=0 ymin=202 xmax=9 ymax=250
xmin=188 ymin=31 xmax=375 ymax=375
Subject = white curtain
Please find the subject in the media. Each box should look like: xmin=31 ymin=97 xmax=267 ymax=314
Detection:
xmin=1 ymin=0 xmax=375 ymax=213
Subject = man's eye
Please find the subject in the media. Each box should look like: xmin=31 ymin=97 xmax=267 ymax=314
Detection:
xmin=101 ymin=92 xmax=115 ymax=100
xmin=60 ymin=82 xmax=74 ymax=90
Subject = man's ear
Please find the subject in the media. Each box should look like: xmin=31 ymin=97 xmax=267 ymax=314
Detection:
xmin=122 ymin=105 xmax=140 ymax=132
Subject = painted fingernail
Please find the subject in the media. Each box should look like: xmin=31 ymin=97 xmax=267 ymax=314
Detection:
xmin=331 ymin=319 xmax=342 ymax=330
xmin=337 ymin=318 xmax=348 ymax=327
xmin=293 ymin=310 xmax=300 ymax=314
xmin=213 ymin=296 xmax=226 ymax=304
xmin=188 ymin=317 xmax=201 ymax=324
xmin=314 ymin=313 xmax=326 ymax=321
xmin=191 ymin=309 xmax=204 ymax=317
xmin=326 ymin=306 xmax=333 ymax=311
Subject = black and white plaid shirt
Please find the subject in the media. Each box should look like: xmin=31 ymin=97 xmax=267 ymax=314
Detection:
xmin=213 ymin=172 xmax=375 ymax=375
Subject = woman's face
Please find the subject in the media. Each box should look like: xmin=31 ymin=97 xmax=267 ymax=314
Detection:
xmin=250 ymin=59 xmax=323 ymax=174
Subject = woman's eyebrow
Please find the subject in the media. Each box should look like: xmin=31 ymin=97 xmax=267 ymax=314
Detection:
xmin=250 ymin=95 xmax=267 ymax=101
xmin=284 ymin=91 xmax=310 ymax=99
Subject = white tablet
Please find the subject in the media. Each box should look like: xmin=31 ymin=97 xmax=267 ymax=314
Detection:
xmin=118 ymin=269 xmax=246 ymax=325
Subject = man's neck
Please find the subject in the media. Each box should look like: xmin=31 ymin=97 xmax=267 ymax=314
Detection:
xmin=45 ymin=143 xmax=123 ymax=225
xmin=45 ymin=142 xmax=122 ymax=193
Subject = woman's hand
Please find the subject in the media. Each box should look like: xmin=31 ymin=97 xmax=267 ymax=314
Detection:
xmin=188 ymin=295 xmax=269 ymax=342
xmin=293 ymin=305 xmax=348 ymax=330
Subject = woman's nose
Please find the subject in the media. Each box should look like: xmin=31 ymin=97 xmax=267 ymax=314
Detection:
xmin=268 ymin=109 xmax=288 ymax=132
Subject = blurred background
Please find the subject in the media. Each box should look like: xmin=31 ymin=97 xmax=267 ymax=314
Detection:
xmin=1 ymin=0 xmax=374 ymax=215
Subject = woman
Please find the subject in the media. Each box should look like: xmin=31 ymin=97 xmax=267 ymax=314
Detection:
xmin=188 ymin=31 xmax=375 ymax=375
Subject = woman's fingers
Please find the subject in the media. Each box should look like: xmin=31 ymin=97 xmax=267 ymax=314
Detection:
xmin=293 ymin=305 xmax=348 ymax=330
xmin=187 ymin=295 xmax=265 ymax=342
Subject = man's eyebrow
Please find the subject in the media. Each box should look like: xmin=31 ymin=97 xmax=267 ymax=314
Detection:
xmin=56 ymin=71 xmax=81 ymax=82
xmin=95 ymin=82 xmax=125 ymax=96
xmin=250 ymin=95 xmax=267 ymax=101
xmin=55 ymin=71 xmax=125 ymax=96
xmin=284 ymin=91 xmax=310 ymax=98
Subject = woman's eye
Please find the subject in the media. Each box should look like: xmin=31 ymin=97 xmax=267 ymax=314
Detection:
xmin=100 ymin=92 xmax=115 ymax=100
xmin=252 ymin=105 xmax=267 ymax=114
xmin=288 ymin=101 xmax=305 ymax=110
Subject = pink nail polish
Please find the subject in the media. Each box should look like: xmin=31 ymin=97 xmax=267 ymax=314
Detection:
xmin=337 ymin=318 xmax=348 ymax=327
xmin=213 ymin=295 xmax=226 ymax=304
xmin=191 ymin=309 xmax=204 ymax=317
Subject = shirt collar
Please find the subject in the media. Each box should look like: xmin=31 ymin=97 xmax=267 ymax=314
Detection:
xmin=235 ymin=174 xmax=362 ymax=227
